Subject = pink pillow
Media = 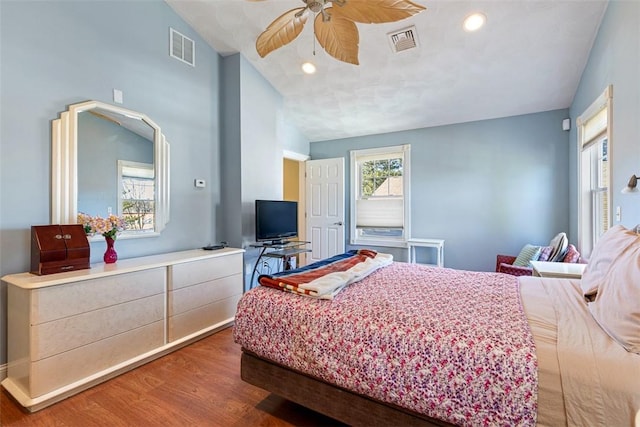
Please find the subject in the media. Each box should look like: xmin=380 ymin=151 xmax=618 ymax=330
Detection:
xmin=588 ymin=241 xmax=640 ymax=354
xmin=562 ymin=244 xmax=581 ymax=263
xmin=581 ymin=225 xmax=639 ymax=297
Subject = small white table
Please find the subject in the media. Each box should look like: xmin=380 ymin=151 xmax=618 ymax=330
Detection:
xmin=530 ymin=261 xmax=586 ymax=279
xmin=407 ymin=238 xmax=445 ymax=267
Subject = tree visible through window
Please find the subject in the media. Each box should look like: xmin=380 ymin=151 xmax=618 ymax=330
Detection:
xmin=350 ymin=145 xmax=411 ymax=247
xmin=361 ymin=157 xmax=403 ymax=197
xmin=118 ymin=161 xmax=155 ymax=232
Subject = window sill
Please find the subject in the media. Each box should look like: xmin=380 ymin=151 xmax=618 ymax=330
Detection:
xmin=350 ymin=238 xmax=407 ymax=249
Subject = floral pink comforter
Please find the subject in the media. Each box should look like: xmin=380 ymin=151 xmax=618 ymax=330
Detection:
xmin=234 ymin=262 xmax=538 ymax=426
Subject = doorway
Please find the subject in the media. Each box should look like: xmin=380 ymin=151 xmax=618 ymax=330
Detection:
xmin=283 ymin=157 xmax=307 ymax=267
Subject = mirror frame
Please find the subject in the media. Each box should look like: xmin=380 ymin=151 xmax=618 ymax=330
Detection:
xmin=51 ymin=100 xmax=170 ymax=238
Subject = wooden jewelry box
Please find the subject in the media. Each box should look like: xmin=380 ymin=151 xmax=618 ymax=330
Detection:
xmin=30 ymin=224 xmax=90 ymax=275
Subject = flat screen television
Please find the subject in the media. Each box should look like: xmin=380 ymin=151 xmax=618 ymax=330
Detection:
xmin=255 ymin=200 xmax=298 ymax=244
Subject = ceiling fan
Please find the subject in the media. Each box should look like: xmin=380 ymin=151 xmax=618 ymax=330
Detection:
xmin=252 ymin=0 xmax=426 ymax=65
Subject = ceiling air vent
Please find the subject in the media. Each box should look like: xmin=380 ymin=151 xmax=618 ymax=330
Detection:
xmin=387 ymin=26 xmax=419 ymax=53
xmin=170 ymin=28 xmax=195 ymax=67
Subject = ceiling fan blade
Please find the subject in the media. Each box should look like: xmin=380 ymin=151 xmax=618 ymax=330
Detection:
xmin=256 ymin=7 xmax=308 ymax=58
xmin=314 ymin=9 xmax=359 ymax=65
xmin=333 ymin=0 xmax=425 ymax=24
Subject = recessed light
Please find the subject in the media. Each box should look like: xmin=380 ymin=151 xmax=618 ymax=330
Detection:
xmin=301 ymin=62 xmax=316 ymax=74
xmin=463 ymin=13 xmax=486 ymax=32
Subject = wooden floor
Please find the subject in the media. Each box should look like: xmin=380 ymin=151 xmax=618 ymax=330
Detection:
xmin=0 ymin=326 xmax=345 ymax=426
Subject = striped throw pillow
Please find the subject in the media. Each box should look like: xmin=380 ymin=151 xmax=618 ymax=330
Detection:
xmin=513 ymin=244 xmax=542 ymax=267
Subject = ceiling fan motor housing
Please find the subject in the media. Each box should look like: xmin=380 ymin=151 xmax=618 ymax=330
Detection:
xmin=305 ymin=0 xmax=325 ymax=13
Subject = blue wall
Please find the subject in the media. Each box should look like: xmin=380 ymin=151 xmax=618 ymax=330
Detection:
xmin=0 ymin=1 xmax=309 ymax=367
xmin=220 ymin=54 xmax=310 ymax=287
xmin=0 ymin=0 xmax=223 ymax=266
xmin=569 ymin=0 xmax=640 ymax=238
xmin=311 ymin=109 xmax=571 ymax=272
xmin=0 ymin=0 xmax=223 ymax=367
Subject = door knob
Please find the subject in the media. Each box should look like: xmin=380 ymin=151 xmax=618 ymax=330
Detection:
xmin=333 ymin=221 xmax=343 ymax=226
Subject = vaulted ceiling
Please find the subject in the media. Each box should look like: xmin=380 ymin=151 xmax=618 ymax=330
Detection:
xmin=166 ymin=0 xmax=608 ymax=142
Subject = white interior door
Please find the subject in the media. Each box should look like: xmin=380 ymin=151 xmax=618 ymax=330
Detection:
xmin=306 ymin=158 xmax=345 ymax=262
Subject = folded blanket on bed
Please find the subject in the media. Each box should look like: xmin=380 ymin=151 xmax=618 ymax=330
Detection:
xmin=258 ymin=249 xmax=393 ymax=299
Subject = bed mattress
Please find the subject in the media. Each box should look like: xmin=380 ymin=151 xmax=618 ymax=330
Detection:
xmin=234 ymin=262 xmax=640 ymax=426
xmin=236 ymin=262 xmax=537 ymax=425
xmin=520 ymin=276 xmax=640 ymax=427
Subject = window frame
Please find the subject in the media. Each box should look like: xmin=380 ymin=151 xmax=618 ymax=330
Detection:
xmin=349 ymin=144 xmax=411 ymax=248
xmin=577 ymin=85 xmax=613 ymax=258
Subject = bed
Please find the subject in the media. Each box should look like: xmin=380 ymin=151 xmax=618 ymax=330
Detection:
xmin=234 ymin=226 xmax=640 ymax=426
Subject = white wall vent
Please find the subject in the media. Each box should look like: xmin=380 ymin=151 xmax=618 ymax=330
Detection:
xmin=387 ymin=26 xmax=419 ymax=53
xmin=170 ymin=28 xmax=195 ymax=67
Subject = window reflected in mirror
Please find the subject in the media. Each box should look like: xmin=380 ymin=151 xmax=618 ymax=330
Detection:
xmin=118 ymin=160 xmax=155 ymax=232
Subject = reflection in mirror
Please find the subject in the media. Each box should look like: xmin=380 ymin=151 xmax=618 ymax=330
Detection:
xmin=52 ymin=100 xmax=169 ymax=239
xmin=78 ymin=110 xmax=156 ymax=233
xmin=118 ymin=160 xmax=155 ymax=231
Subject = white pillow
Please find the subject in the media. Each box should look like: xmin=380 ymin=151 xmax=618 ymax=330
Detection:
xmin=581 ymin=225 xmax=639 ymax=297
xmin=548 ymin=232 xmax=568 ymax=262
xmin=588 ymin=240 xmax=640 ymax=354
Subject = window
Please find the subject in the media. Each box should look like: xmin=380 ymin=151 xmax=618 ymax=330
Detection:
xmin=118 ymin=160 xmax=155 ymax=232
xmin=350 ymin=145 xmax=411 ymax=247
xmin=577 ymin=86 xmax=612 ymax=257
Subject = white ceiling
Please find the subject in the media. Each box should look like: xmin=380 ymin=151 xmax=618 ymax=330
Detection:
xmin=166 ymin=0 xmax=608 ymax=142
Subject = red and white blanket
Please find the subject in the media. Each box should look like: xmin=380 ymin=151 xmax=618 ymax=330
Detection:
xmin=258 ymin=249 xmax=393 ymax=299
xmin=235 ymin=262 xmax=538 ymax=426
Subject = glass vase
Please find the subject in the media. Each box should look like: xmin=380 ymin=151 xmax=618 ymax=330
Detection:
xmin=103 ymin=236 xmax=118 ymax=264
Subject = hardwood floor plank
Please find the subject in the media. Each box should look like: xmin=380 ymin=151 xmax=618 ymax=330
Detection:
xmin=1 ymin=327 xmax=345 ymax=427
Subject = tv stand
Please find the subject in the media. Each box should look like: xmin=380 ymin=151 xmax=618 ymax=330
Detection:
xmin=265 ymin=239 xmax=286 ymax=246
xmin=249 ymin=241 xmax=310 ymax=290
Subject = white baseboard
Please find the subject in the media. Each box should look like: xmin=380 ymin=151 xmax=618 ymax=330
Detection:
xmin=0 ymin=363 xmax=6 ymax=381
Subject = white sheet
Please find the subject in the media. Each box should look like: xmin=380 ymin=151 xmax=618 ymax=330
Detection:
xmin=519 ymin=276 xmax=640 ymax=427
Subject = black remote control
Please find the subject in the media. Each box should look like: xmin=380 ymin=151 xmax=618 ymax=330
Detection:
xmin=202 ymin=244 xmax=225 ymax=250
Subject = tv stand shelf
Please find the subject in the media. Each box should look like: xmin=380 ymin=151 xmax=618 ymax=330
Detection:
xmin=262 ymin=247 xmax=308 ymax=258
xmin=249 ymin=241 xmax=310 ymax=289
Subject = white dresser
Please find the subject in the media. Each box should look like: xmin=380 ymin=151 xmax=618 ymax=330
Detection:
xmin=1 ymin=248 xmax=244 ymax=412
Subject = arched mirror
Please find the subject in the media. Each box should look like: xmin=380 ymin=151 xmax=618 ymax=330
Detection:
xmin=51 ymin=100 xmax=169 ymax=239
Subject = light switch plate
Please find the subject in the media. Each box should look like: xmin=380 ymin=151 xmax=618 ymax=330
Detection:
xmin=113 ymin=89 xmax=123 ymax=104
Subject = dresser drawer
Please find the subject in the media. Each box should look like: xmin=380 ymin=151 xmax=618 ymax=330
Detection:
xmin=32 ymin=293 xmax=165 ymax=361
xmin=170 ymin=254 xmax=243 ymax=290
xmin=168 ymin=294 xmax=241 ymax=342
xmin=168 ymin=273 xmax=242 ymax=316
xmin=31 ymin=268 xmax=166 ymax=324
xmin=29 ymin=321 xmax=164 ymax=398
